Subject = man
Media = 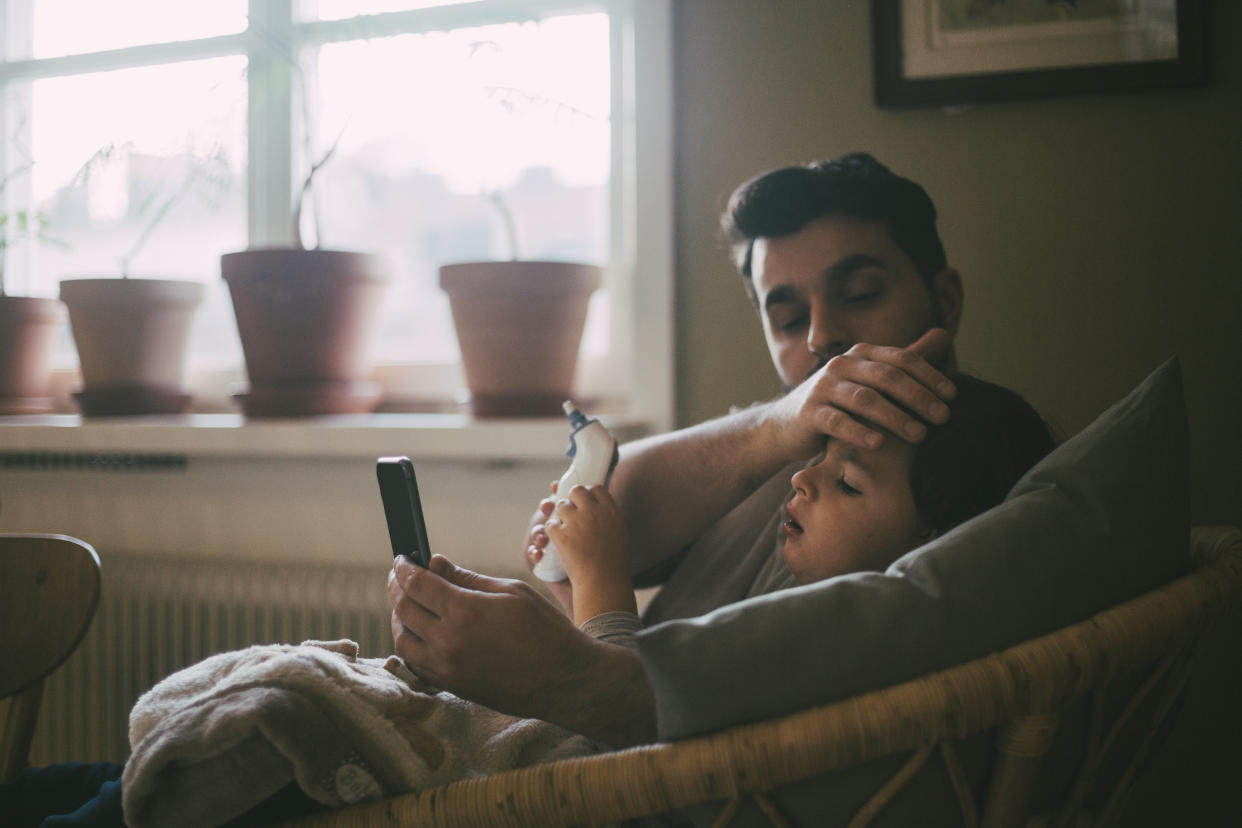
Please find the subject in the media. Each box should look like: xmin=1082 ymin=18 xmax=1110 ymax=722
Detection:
xmin=387 ymin=153 xmax=962 ymax=748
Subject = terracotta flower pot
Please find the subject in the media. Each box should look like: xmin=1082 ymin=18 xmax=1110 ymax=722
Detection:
xmin=0 ymin=295 xmax=68 ymax=415
xmin=440 ymin=261 xmax=601 ymax=417
xmin=221 ymin=248 xmax=391 ymax=417
xmin=59 ymin=278 xmax=205 ymax=416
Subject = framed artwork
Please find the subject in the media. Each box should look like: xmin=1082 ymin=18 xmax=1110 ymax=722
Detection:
xmin=872 ymin=0 xmax=1207 ymax=107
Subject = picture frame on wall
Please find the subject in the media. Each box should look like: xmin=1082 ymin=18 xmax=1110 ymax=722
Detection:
xmin=872 ymin=0 xmax=1207 ymax=108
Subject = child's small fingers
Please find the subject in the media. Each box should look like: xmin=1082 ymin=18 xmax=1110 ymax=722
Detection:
xmin=566 ymin=485 xmax=599 ymax=506
xmin=586 ymin=485 xmax=615 ymax=507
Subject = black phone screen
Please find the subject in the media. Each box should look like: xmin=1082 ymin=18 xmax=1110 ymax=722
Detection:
xmin=377 ymin=456 xmax=432 ymax=567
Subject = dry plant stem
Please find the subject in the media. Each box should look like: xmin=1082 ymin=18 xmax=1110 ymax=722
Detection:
xmin=117 ymin=176 xmax=196 ymax=277
xmin=487 ymin=190 xmax=521 ymax=260
xmin=292 ymin=121 xmax=348 ymax=250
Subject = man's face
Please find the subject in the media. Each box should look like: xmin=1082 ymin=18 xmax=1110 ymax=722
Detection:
xmin=780 ymin=437 xmax=924 ymax=585
xmin=750 ymin=215 xmax=960 ymax=389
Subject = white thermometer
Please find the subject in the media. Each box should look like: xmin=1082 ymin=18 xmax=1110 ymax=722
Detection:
xmin=533 ymin=401 xmax=620 ymax=582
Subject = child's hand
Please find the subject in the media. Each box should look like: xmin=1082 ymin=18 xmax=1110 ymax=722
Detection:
xmin=524 ymin=481 xmax=559 ymax=564
xmin=524 ymin=481 xmax=575 ymax=615
xmin=547 ymin=484 xmax=627 ymax=571
xmin=545 ymin=485 xmax=636 ymax=625
xmin=524 ymin=487 xmax=558 ymax=567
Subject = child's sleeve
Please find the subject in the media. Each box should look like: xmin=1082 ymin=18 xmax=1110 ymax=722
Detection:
xmin=580 ymin=611 xmax=642 ymax=649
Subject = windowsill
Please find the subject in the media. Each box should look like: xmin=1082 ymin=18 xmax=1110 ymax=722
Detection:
xmin=0 ymin=412 xmax=653 ymax=461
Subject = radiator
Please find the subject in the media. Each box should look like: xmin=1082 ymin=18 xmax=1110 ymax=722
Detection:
xmin=30 ymin=551 xmax=394 ymax=765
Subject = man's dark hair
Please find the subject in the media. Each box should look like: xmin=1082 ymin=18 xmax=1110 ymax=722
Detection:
xmin=720 ymin=152 xmax=947 ymax=302
xmin=909 ymin=373 xmax=1056 ymax=537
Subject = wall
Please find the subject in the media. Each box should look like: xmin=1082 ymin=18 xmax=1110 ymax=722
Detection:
xmin=671 ymin=0 xmax=1242 ymax=528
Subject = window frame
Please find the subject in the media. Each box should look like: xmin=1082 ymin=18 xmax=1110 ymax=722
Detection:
xmin=0 ymin=0 xmax=674 ymax=430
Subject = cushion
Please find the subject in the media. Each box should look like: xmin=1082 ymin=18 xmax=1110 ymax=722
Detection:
xmin=636 ymin=356 xmax=1190 ymax=739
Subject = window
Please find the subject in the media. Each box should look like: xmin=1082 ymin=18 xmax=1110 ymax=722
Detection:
xmin=0 ymin=0 xmax=673 ymax=427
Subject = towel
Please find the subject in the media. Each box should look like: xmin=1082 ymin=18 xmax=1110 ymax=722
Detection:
xmin=121 ymin=639 xmax=596 ymax=828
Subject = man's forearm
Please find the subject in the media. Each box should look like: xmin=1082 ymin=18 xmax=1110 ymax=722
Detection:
xmin=611 ymin=401 xmax=794 ymax=575
xmin=541 ymin=637 xmax=657 ymax=748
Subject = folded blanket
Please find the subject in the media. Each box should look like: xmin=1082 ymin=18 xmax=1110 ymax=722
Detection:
xmin=122 ymin=640 xmax=596 ymax=828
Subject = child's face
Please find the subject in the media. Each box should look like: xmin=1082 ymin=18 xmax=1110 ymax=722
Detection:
xmin=781 ymin=437 xmax=927 ymax=585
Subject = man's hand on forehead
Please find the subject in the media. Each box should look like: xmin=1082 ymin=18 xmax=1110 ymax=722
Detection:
xmin=770 ymin=328 xmax=957 ymax=459
xmin=909 ymin=326 xmax=954 ymax=373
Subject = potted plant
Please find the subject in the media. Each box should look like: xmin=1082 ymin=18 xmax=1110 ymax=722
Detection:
xmin=57 ymin=144 xmax=220 ymax=416
xmin=221 ymin=134 xmax=391 ymax=417
xmin=439 ymin=192 xmax=602 ymax=417
xmin=0 ymin=181 xmax=68 ymax=415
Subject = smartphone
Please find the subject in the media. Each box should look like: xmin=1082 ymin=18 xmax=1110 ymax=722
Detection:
xmin=376 ymin=456 xmax=432 ymax=567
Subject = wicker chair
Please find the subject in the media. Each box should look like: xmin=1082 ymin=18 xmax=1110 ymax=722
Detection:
xmin=1 ymin=533 xmax=102 ymax=782
xmin=279 ymin=526 xmax=1242 ymax=828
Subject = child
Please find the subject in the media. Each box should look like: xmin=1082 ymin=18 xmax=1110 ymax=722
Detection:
xmin=543 ymin=372 xmax=1055 ymax=630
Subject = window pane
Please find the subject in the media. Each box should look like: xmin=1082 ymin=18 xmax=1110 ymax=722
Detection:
xmin=32 ymin=0 xmax=248 ymax=58
xmin=26 ymin=57 xmax=247 ymax=368
xmin=307 ymin=13 xmax=611 ymax=366
xmin=311 ymin=1 xmax=482 ymax=23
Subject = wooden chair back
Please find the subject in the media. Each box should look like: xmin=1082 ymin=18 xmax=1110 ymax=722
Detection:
xmin=1 ymin=533 xmax=101 ymax=781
